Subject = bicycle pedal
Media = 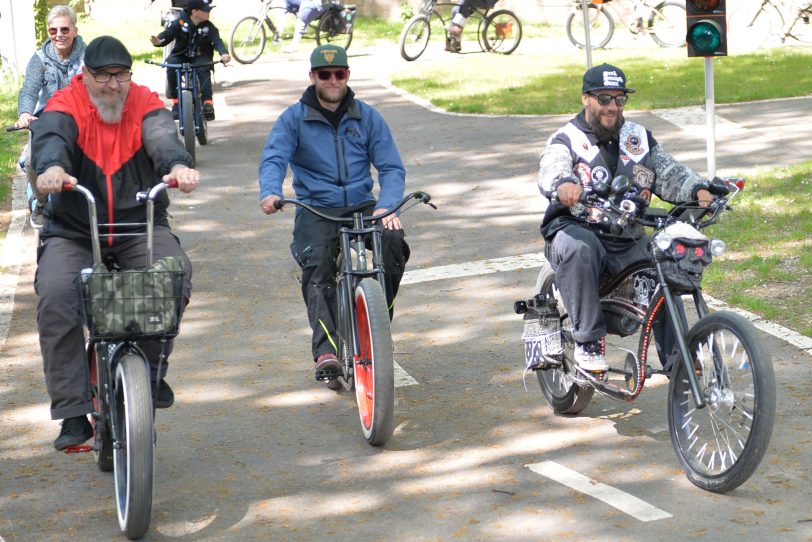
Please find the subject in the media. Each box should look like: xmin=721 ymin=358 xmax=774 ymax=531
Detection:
xmin=63 ymin=444 xmax=93 ymax=454
xmin=315 ymin=368 xmax=340 ymax=382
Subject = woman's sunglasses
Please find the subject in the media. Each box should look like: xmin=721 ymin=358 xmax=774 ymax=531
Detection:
xmin=48 ymin=26 xmax=72 ymax=36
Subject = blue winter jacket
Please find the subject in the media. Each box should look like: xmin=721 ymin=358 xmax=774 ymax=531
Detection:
xmin=258 ymin=89 xmax=406 ymax=211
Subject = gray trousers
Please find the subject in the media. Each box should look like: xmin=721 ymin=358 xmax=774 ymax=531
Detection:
xmin=546 ymin=221 xmax=683 ymax=373
xmin=34 ymin=227 xmax=192 ymax=420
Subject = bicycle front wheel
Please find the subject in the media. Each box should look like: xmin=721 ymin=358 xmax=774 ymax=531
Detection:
xmin=180 ymin=90 xmax=195 ymax=162
xmin=481 ymin=9 xmax=522 ymax=54
xmin=230 ymin=16 xmax=266 ymax=64
xmin=566 ymin=4 xmax=614 ymax=49
xmin=316 ymin=10 xmax=353 ymax=49
xmin=668 ymin=311 xmax=776 ymax=493
xmin=353 ymin=278 xmax=394 ymax=446
xmin=648 ymin=0 xmax=686 ymax=47
xmin=399 ymin=14 xmax=432 ymax=61
xmin=113 ymin=353 xmax=154 ymax=539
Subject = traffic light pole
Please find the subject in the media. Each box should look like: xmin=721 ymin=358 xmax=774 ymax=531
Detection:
xmin=705 ymin=57 xmax=716 ymax=179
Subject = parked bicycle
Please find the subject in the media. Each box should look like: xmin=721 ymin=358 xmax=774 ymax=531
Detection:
xmin=566 ymin=0 xmax=686 ymax=49
xmin=399 ymin=0 xmax=522 ymax=61
xmin=274 ymin=191 xmax=435 ymax=446
xmin=728 ymin=0 xmax=812 ymax=51
xmin=515 ymin=175 xmax=775 ymax=493
xmin=145 ymin=58 xmax=223 ymax=162
xmin=230 ymin=0 xmax=356 ymax=64
xmin=64 ymin=181 xmax=185 ymax=539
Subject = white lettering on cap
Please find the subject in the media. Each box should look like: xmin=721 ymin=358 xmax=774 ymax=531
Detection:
xmin=602 ymin=70 xmax=624 ymax=88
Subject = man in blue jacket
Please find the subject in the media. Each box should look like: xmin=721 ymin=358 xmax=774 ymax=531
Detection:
xmin=258 ymin=44 xmax=410 ymax=382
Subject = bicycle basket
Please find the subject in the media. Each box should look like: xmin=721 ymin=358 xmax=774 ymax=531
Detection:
xmin=77 ymin=256 xmax=184 ymax=339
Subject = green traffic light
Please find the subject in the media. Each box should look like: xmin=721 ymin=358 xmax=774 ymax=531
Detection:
xmin=688 ymin=20 xmax=723 ymax=54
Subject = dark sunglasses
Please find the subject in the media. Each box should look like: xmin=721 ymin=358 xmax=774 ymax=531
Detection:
xmin=315 ymin=69 xmax=348 ymax=81
xmin=48 ymin=26 xmax=72 ymax=36
xmin=588 ymin=92 xmax=628 ymax=107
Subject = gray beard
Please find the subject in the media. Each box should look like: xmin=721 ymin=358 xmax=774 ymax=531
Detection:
xmin=87 ymin=89 xmax=125 ymax=124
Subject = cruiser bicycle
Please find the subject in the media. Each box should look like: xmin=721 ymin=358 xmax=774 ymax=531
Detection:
xmin=274 ymin=191 xmax=435 ymax=446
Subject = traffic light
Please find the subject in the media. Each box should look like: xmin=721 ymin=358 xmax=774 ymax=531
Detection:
xmin=686 ymin=0 xmax=727 ymax=57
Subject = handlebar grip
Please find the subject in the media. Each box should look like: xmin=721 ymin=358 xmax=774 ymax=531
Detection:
xmin=273 ymin=199 xmax=284 ymax=210
xmin=61 ymin=181 xmax=75 ymax=191
xmin=166 ymin=179 xmax=178 ymax=189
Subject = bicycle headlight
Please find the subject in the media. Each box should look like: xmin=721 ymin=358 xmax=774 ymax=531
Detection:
xmin=710 ymin=239 xmax=726 ymax=257
xmin=655 ymin=233 xmax=673 ymax=251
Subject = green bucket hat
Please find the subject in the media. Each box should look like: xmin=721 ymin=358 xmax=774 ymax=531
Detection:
xmin=310 ymin=44 xmax=349 ymax=70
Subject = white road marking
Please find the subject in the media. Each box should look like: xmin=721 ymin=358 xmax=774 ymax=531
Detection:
xmin=526 ymin=461 xmax=673 ymax=522
xmin=394 ymin=361 xmax=418 ymax=387
xmin=0 ymin=174 xmax=30 ymax=350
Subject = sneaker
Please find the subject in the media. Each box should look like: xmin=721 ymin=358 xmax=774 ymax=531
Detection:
xmin=445 ymin=36 xmax=461 ymax=53
xmin=30 ymin=199 xmax=46 ymax=229
xmin=574 ymin=339 xmax=609 ymax=372
xmin=153 ymin=379 xmax=175 ymax=409
xmin=54 ymin=415 xmax=94 ymax=451
xmin=171 ymin=103 xmax=179 ymax=120
xmin=314 ymin=353 xmax=340 ymax=381
xmin=203 ymin=102 xmax=215 ymax=121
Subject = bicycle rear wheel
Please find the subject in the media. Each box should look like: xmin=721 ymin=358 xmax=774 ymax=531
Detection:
xmin=230 ymin=16 xmax=266 ymax=64
xmin=566 ymin=4 xmax=614 ymax=49
xmin=316 ymin=10 xmax=353 ymax=49
xmin=481 ymin=9 xmax=522 ymax=54
xmin=180 ymin=90 xmax=195 ymax=162
xmin=647 ymin=0 xmax=686 ymax=47
xmin=113 ymin=353 xmax=154 ymax=539
xmin=399 ymin=14 xmax=432 ymax=61
xmin=668 ymin=312 xmax=775 ymax=493
xmin=353 ymin=278 xmax=394 ymax=446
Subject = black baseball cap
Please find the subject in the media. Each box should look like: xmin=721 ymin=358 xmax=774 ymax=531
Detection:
xmin=187 ymin=0 xmax=215 ymax=12
xmin=84 ymin=36 xmax=133 ymax=70
xmin=582 ymin=63 xmax=635 ymax=94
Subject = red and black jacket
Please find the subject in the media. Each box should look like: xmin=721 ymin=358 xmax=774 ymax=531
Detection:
xmin=31 ymin=74 xmax=193 ymax=246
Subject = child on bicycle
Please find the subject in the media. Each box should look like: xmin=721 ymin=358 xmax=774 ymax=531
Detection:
xmin=149 ymin=0 xmax=230 ymax=120
xmin=446 ymin=0 xmax=498 ymax=52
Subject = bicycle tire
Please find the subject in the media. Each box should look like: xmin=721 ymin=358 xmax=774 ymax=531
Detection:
xmin=727 ymin=3 xmax=782 ymax=52
xmin=647 ymin=0 xmax=686 ymax=47
xmin=89 ymin=345 xmax=113 ymax=472
xmin=230 ymin=16 xmax=266 ymax=64
xmin=113 ymin=353 xmax=154 ymax=539
xmin=399 ymin=14 xmax=432 ymax=61
xmin=668 ymin=311 xmax=775 ymax=493
xmin=784 ymin=4 xmax=812 ymax=43
xmin=336 ymin=271 xmax=354 ymax=391
xmin=353 ymin=278 xmax=394 ymax=446
xmin=481 ymin=9 xmax=522 ymax=54
xmin=196 ymin=82 xmax=208 ymax=146
xmin=180 ymin=90 xmax=195 ymax=162
xmin=566 ymin=4 xmax=614 ymax=49
xmin=533 ymin=262 xmax=595 ymax=414
xmin=316 ymin=10 xmax=353 ymax=49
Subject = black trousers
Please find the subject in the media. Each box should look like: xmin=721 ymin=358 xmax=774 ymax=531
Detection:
xmin=165 ymin=54 xmax=214 ymax=101
xmin=291 ymin=203 xmax=410 ymax=360
xmin=35 ymin=228 xmax=192 ymax=420
xmin=546 ymin=222 xmax=683 ymax=373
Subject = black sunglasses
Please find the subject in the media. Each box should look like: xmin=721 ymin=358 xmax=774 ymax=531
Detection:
xmin=315 ymin=69 xmax=348 ymax=81
xmin=588 ymin=92 xmax=628 ymax=107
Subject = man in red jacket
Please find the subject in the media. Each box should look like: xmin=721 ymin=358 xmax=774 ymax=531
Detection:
xmin=31 ymin=36 xmax=201 ymax=451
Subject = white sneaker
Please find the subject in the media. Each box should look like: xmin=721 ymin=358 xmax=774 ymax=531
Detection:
xmin=574 ymin=339 xmax=608 ymax=372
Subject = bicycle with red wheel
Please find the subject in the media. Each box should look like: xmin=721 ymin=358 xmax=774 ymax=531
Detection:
xmin=274 ymin=191 xmax=435 ymax=446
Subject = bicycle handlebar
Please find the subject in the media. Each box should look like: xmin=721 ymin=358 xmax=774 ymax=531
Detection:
xmin=145 ymin=58 xmax=226 ymax=70
xmin=272 ymin=191 xmax=435 ymax=222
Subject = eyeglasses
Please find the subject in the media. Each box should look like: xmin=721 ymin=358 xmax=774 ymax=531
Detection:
xmin=48 ymin=26 xmax=72 ymax=36
xmin=315 ymin=69 xmax=348 ymax=81
xmin=88 ymin=69 xmax=133 ymax=83
xmin=588 ymin=92 xmax=628 ymax=107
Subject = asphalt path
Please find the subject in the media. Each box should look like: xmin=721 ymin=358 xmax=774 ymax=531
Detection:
xmin=1 ymin=43 xmax=811 ymax=541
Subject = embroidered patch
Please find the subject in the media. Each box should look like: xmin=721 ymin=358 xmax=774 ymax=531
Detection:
xmin=591 ymin=166 xmax=610 ymax=185
xmin=574 ymin=163 xmax=592 ymax=185
xmin=632 ymin=164 xmax=654 ymax=189
xmin=322 ymin=49 xmax=337 ymax=64
xmin=624 ymin=134 xmax=645 ymax=156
